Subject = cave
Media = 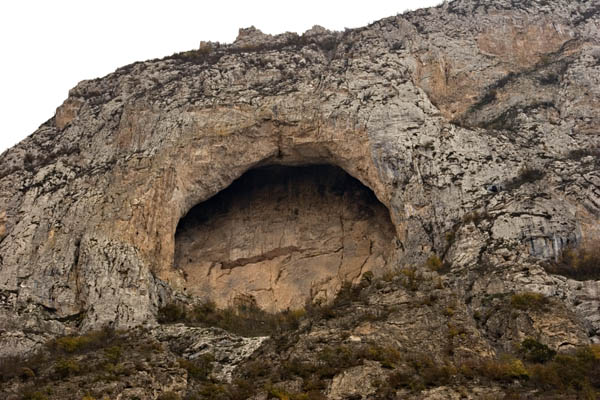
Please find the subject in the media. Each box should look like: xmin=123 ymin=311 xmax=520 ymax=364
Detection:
xmin=174 ymin=164 xmax=397 ymax=312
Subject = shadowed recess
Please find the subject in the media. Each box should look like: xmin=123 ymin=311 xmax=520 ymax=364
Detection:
xmin=174 ymin=165 xmax=397 ymax=312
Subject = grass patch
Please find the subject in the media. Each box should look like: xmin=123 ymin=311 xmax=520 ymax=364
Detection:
xmin=48 ymin=327 xmax=116 ymax=354
xmin=510 ymin=292 xmax=550 ymax=312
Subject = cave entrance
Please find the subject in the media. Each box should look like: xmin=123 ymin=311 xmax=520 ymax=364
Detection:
xmin=174 ymin=164 xmax=397 ymax=312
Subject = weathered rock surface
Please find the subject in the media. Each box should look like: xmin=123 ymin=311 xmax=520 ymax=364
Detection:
xmin=154 ymin=324 xmax=267 ymax=382
xmin=1 ymin=0 xmax=600 ymax=397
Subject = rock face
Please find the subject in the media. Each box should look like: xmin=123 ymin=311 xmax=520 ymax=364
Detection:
xmin=174 ymin=165 xmax=396 ymax=311
xmin=0 ymin=0 xmax=599 ymax=390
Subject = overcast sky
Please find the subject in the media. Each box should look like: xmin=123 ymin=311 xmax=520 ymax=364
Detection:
xmin=0 ymin=0 xmax=443 ymax=153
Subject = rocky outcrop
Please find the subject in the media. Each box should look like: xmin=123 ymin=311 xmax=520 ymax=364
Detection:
xmin=154 ymin=324 xmax=267 ymax=382
xmin=0 ymin=3 xmax=599 ymax=397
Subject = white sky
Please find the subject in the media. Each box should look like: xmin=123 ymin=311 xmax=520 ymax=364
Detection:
xmin=0 ymin=0 xmax=443 ymax=153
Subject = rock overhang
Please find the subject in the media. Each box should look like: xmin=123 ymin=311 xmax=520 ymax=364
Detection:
xmin=172 ymin=164 xmax=398 ymax=311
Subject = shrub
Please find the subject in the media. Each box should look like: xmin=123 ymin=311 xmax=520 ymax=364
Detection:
xmin=265 ymin=384 xmax=326 ymax=400
xmin=477 ymin=356 xmax=530 ymax=381
xmin=315 ymin=344 xmax=403 ymax=379
xmin=445 ymin=230 xmax=456 ymax=245
xmin=20 ymin=367 xmax=36 ymax=379
xmin=519 ymin=338 xmax=556 ymax=363
xmin=157 ymin=302 xmax=187 ymax=323
xmin=0 ymin=355 xmax=27 ymax=382
xmin=198 ymin=42 xmax=213 ymax=55
xmin=510 ymin=292 xmax=549 ymax=312
xmin=193 ymin=383 xmax=228 ymax=400
xmin=410 ymin=355 xmax=456 ymax=387
xmin=157 ymin=298 xmax=307 ymax=337
xmin=157 ymin=392 xmax=181 ymax=400
xmin=366 ymin=345 xmax=402 ymax=369
xmin=387 ymin=370 xmax=415 ymax=390
xmin=178 ymin=354 xmax=214 ymax=381
xmin=279 ymin=358 xmax=316 ymax=381
xmin=21 ymin=391 xmax=49 ymax=400
xmin=400 ymin=268 xmax=420 ymax=291
xmin=104 ymin=345 xmax=122 ymax=363
xmin=229 ymin=378 xmax=257 ymax=400
xmin=317 ymin=345 xmax=363 ymax=376
xmin=304 ymin=281 xmax=367 ymax=321
xmin=543 ymin=245 xmax=600 ymax=280
xmin=425 ymin=255 xmax=443 ymax=271
xmin=381 ymin=354 xmax=457 ymax=392
xmin=329 ymin=281 xmax=364 ymax=307
xmin=529 ymin=348 xmax=595 ymax=391
xmin=538 ymin=54 xmax=553 ymax=65
xmin=49 ymin=328 xmax=115 ymax=354
xmin=55 ymin=357 xmax=81 ymax=378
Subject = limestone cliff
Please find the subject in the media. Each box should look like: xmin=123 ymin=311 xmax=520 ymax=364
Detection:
xmin=1 ymin=0 xmax=600 ymax=398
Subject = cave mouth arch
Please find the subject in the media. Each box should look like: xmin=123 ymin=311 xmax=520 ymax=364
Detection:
xmin=174 ymin=164 xmax=397 ymax=312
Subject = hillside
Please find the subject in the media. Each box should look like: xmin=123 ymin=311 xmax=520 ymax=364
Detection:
xmin=1 ymin=0 xmax=600 ymax=398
